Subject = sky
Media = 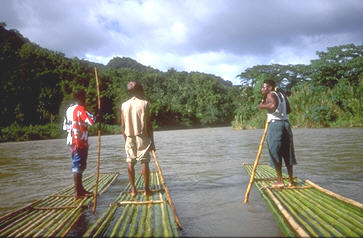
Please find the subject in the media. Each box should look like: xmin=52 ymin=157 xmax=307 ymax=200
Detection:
xmin=1 ymin=0 xmax=363 ymax=85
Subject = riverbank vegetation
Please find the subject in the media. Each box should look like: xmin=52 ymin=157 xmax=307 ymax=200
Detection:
xmin=233 ymin=44 xmax=362 ymax=129
xmin=0 ymin=23 xmax=362 ymax=142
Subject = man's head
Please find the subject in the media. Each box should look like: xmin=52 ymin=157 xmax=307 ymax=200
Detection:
xmin=261 ymin=80 xmax=276 ymax=95
xmin=74 ymin=91 xmax=86 ymax=105
xmin=127 ymin=81 xmax=144 ymax=97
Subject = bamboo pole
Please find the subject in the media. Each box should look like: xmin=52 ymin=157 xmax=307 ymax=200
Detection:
xmin=154 ymin=171 xmax=163 ymax=237
xmin=0 ymin=200 xmax=39 ymax=222
xmin=110 ymin=204 xmax=129 ymax=237
xmin=274 ymin=190 xmax=319 ymax=237
xmin=0 ymin=173 xmax=118 ymax=237
xmin=306 ymin=189 xmax=363 ymax=222
xmin=244 ymin=118 xmax=269 ymax=203
xmin=13 ymin=211 xmax=56 ymax=238
xmin=33 ymin=205 xmax=87 ymax=210
xmin=127 ymin=201 xmax=141 ymax=237
xmin=265 ymin=188 xmax=310 ymax=237
xmin=144 ymin=203 xmax=153 ymax=237
xmin=278 ymin=189 xmax=332 ymax=237
xmin=32 ymin=209 xmax=69 ymax=237
xmin=46 ymin=198 xmax=86 ymax=237
xmin=84 ymin=203 xmax=117 ymax=237
xmin=282 ymin=189 xmax=342 ymax=237
xmin=59 ymin=209 xmax=83 ymax=238
xmin=118 ymin=200 xmax=164 ymax=205
xmin=306 ymin=180 xmax=363 ymax=210
xmin=118 ymin=205 xmax=133 ymax=236
xmin=99 ymin=173 xmax=119 ymax=195
xmin=151 ymin=150 xmax=183 ymax=230
xmin=159 ymin=191 xmax=171 ymax=237
xmin=0 ymin=210 xmax=40 ymax=236
xmin=93 ymin=67 xmax=102 ymax=213
xmin=293 ymin=189 xmax=361 ymax=236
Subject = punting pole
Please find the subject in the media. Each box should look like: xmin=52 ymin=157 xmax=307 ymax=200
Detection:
xmin=244 ymin=118 xmax=269 ymax=203
xmin=151 ymin=150 xmax=183 ymax=230
xmin=92 ymin=67 xmax=102 ymax=213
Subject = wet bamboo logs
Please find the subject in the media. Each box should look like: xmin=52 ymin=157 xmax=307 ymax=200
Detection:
xmin=0 ymin=173 xmax=118 ymax=237
xmin=243 ymin=164 xmax=363 ymax=237
xmin=83 ymin=171 xmax=179 ymax=237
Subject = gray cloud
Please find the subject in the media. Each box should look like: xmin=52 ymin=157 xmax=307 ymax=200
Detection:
xmin=1 ymin=0 xmax=362 ymax=84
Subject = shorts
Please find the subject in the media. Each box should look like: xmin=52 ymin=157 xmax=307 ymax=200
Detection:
xmin=71 ymin=147 xmax=88 ymax=174
xmin=267 ymin=120 xmax=297 ymax=167
xmin=125 ymin=135 xmax=151 ymax=164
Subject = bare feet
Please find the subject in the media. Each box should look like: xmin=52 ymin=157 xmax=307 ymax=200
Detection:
xmin=81 ymin=189 xmax=93 ymax=196
xmin=270 ymin=183 xmax=285 ymax=189
xmin=74 ymin=190 xmax=93 ymax=200
xmin=74 ymin=194 xmax=88 ymax=200
xmin=144 ymin=188 xmax=152 ymax=197
xmin=130 ymin=188 xmax=137 ymax=197
xmin=287 ymin=182 xmax=295 ymax=188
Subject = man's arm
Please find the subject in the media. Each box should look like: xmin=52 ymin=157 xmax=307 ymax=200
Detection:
xmin=80 ymin=108 xmax=94 ymax=126
xmin=120 ymin=107 xmax=126 ymax=142
xmin=258 ymin=92 xmax=277 ymax=112
xmin=145 ymin=102 xmax=155 ymax=150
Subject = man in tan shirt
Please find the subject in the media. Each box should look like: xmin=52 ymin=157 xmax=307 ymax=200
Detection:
xmin=121 ymin=81 xmax=154 ymax=197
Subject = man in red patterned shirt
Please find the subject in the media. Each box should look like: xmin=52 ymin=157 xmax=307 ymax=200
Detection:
xmin=66 ymin=91 xmax=96 ymax=198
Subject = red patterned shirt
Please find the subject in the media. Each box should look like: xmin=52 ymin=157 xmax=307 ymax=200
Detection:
xmin=72 ymin=105 xmax=94 ymax=149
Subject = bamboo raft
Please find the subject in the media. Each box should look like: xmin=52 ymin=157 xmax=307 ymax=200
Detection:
xmin=243 ymin=164 xmax=363 ymax=237
xmin=83 ymin=171 xmax=179 ymax=237
xmin=0 ymin=172 xmax=118 ymax=237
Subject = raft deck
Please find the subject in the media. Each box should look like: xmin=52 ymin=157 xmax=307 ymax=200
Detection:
xmin=84 ymin=171 xmax=179 ymax=237
xmin=0 ymin=172 xmax=118 ymax=237
xmin=243 ymin=164 xmax=363 ymax=237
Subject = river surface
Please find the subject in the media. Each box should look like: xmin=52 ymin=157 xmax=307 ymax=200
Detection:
xmin=0 ymin=127 xmax=362 ymax=237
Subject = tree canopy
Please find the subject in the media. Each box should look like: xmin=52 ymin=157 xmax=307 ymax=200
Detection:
xmin=0 ymin=23 xmax=362 ymax=142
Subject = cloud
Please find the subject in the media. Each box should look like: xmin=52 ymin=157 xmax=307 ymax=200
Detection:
xmin=1 ymin=0 xmax=362 ymax=84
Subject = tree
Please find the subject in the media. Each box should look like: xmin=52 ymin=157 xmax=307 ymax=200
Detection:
xmin=310 ymin=44 xmax=363 ymax=88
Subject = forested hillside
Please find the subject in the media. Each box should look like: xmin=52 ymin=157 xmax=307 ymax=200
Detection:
xmin=0 ymin=23 xmax=362 ymax=142
xmin=0 ymin=24 xmax=239 ymax=141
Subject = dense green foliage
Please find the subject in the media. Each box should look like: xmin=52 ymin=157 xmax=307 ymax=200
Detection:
xmin=0 ymin=24 xmax=238 ymax=142
xmin=233 ymin=44 xmax=363 ymax=129
xmin=1 ymin=23 xmax=361 ymax=142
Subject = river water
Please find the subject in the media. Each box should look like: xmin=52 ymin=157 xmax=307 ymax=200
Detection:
xmin=0 ymin=127 xmax=362 ymax=237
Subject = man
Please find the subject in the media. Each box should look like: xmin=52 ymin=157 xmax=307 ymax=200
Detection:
xmin=64 ymin=91 xmax=96 ymax=198
xmin=121 ymin=81 xmax=154 ymax=197
xmin=258 ymin=80 xmax=297 ymax=188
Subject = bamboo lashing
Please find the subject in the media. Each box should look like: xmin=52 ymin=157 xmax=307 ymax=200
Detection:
xmin=151 ymin=150 xmax=183 ymax=230
xmin=92 ymin=67 xmax=102 ymax=213
xmin=244 ymin=118 xmax=269 ymax=203
xmin=118 ymin=200 xmax=164 ymax=205
xmin=254 ymin=176 xmax=297 ymax=181
xmin=266 ymin=185 xmax=313 ymax=190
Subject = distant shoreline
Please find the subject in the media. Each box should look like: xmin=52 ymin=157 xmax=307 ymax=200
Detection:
xmin=1 ymin=122 xmax=362 ymax=143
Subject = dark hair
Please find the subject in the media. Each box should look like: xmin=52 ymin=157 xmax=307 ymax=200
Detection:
xmin=73 ymin=91 xmax=86 ymax=104
xmin=127 ymin=81 xmax=144 ymax=96
xmin=263 ymin=80 xmax=276 ymax=88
